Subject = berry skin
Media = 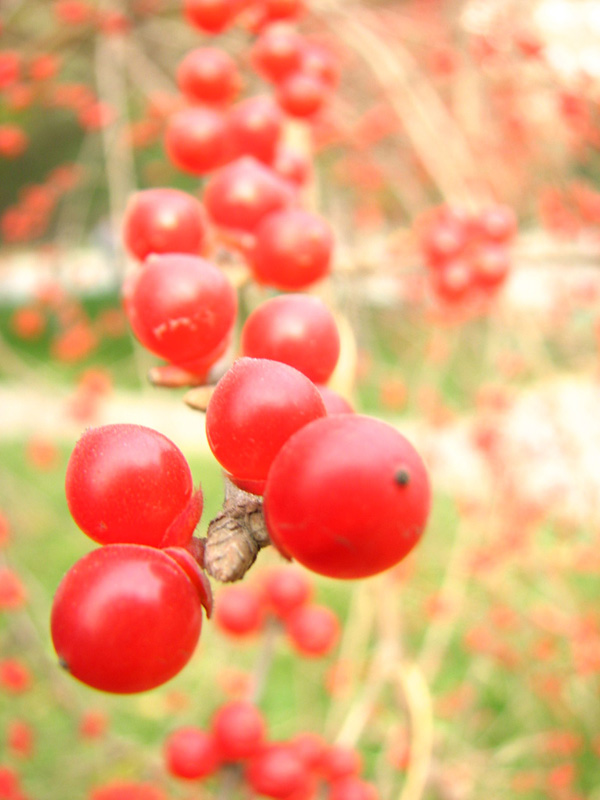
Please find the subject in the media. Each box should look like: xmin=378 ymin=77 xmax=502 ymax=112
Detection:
xmin=276 ymin=72 xmax=328 ymax=118
xmin=183 ymin=0 xmax=237 ymax=33
xmin=250 ymin=208 xmax=333 ymax=290
xmin=65 ymin=424 xmax=201 ymax=548
xmin=204 ymin=157 xmax=293 ymax=233
xmin=165 ymin=107 xmax=232 ymax=175
xmin=214 ymin=584 xmax=265 ymax=637
xmin=205 ymin=357 xmax=326 ymax=488
xmin=251 ymin=25 xmax=305 ymax=84
xmin=317 ymin=385 xmax=354 ymax=415
xmin=285 ymin=604 xmax=340 ymax=657
xmin=246 ymin=744 xmax=308 ymax=799
xmin=211 ymin=701 xmax=267 ymax=761
xmin=261 ymin=567 xmax=313 ymax=619
xmin=164 ymin=727 xmax=221 ymax=780
xmin=124 ymin=253 xmax=237 ymax=371
xmin=321 ymin=745 xmax=362 ymax=781
xmin=228 ymin=96 xmax=283 ymax=164
xmin=264 ymin=415 xmax=431 ymax=579
xmin=123 ymin=188 xmax=207 ymax=261
xmin=176 ymin=47 xmax=240 ymax=106
xmin=51 ymin=545 xmax=203 ymax=693
xmin=241 ymin=295 xmax=340 ymax=384
xmin=328 ymin=777 xmax=378 ymax=800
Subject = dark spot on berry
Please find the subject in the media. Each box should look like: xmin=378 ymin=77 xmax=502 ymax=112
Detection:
xmin=58 ymin=657 xmax=70 ymax=672
xmin=394 ymin=467 xmax=411 ymax=486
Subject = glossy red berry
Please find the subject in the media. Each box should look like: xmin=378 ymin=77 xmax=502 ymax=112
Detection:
xmin=321 ymin=745 xmax=362 ymax=781
xmin=328 ymin=776 xmax=378 ymax=800
xmin=251 ymin=25 xmax=305 ymax=84
xmin=206 ymin=357 xmax=326 ymax=489
xmin=183 ymin=0 xmax=237 ymax=33
xmin=317 ymin=385 xmax=354 ymax=415
xmin=285 ymin=604 xmax=340 ymax=657
xmin=211 ymin=701 xmax=267 ymax=761
xmin=264 ymin=415 xmax=431 ymax=579
xmin=90 ymin=781 xmax=169 ymax=800
xmin=66 ymin=424 xmax=201 ymax=548
xmin=165 ymin=107 xmax=231 ymax=175
xmin=241 ymin=294 xmax=340 ymax=383
xmin=124 ymin=253 xmax=237 ymax=370
xmin=204 ymin=157 xmax=292 ymax=233
xmin=261 ymin=566 xmax=312 ymax=619
xmin=123 ymin=188 xmax=207 ymax=261
xmin=214 ymin=584 xmax=265 ymax=637
xmin=228 ymin=96 xmax=283 ymax=164
xmin=246 ymin=744 xmax=308 ymax=799
xmin=176 ymin=47 xmax=240 ymax=106
xmin=276 ymin=72 xmax=328 ymax=118
xmin=51 ymin=545 xmax=203 ymax=693
xmin=251 ymin=208 xmax=333 ymax=289
xmin=164 ymin=727 xmax=221 ymax=779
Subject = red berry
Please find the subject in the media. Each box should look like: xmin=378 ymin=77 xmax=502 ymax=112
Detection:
xmin=241 ymin=295 xmax=340 ymax=383
xmin=471 ymin=244 xmax=510 ymax=289
xmin=204 ymin=157 xmax=293 ymax=233
xmin=211 ymin=701 xmax=267 ymax=761
xmin=251 ymin=208 xmax=333 ymax=290
xmin=246 ymin=744 xmax=308 ymax=799
xmin=164 ymin=727 xmax=221 ymax=779
xmin=183 ymin=0 xmax=237 ymax=33
xmin=228 ymin=96 xmax=283 ymax=164
xmin=214 ymin=584 xmax=265 ymax=637
xmin=123 ymin=188 xmax=207 ymax=261
xmin=317 ymin=385 xmax=354 ymax=415
xmin=321 ymin=745 xmax=362 ymax=781
xmin=165 ymin=107 xmax=232 ymax=175
xmin=90 ymin=781 xmax=169 ymax=800
xmin=206 ymin=357 xmax=326 ymax=488
xmin=328 ymin=777 xmax=378 ymax=800
xmin=176 ymin=47 xmax=240 ymax=106
xmin=251 ymin=25 xmax=305 ymax=84
xmin=124 ymin=253 xmax=237 ymax=370
xmin=276 ymin=72 xmax=328 ymax=118
xmin=289 ymin=732 xmax=327 ymax=769
xmin=51 ymin=545 xmax=203 ymax=693
xmin=65 ymin=424 xmax=201 ymax=548
xmin=479 ymin=204 xmax=517 ymax=243
xmin=264 ymin=415 xmax=430 ymax=579
xmin=285 ymin=604 xmax=340 ymax=657
xmin=262 ymin=567 xmax=313 ymax=619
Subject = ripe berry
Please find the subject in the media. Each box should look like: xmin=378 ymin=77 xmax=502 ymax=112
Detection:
xmin=123 ymin=188 xmax=207 ymax=261
xmin=164 ymin=727 xmax=221 ymax=779
xmin=276 ymin=72 xmax=328 ymax=117
xmin=65 ymin=424 xmax=202 ymax=548
xmin=51 ymin=545 xmax=203 ymax=693
xmin=264 ymin=415 xmax=431 ymax=579
xmin=214 ymin=584 xmax=265 ymax=637
xmin=228 ymin=96 xmax=283 ymax=164
xmin=261 ymin=567 xmax=313 ymax=619
xmin=124 ymin=253 xmax=237 ymax=371
xmin=328 ymin=776 xmax=378 ymax=800
xmin=165 ymin=107 xmax=232 ymax=175
xmin=205 ymin=358 xmax=326 ymax=489
xmin=241 ymin=294 xmax=340 ymax=383
xmin=176 ymin=47 xmax=240 ymax=106
xmin=204 ymin=157 xmax=293 ymax=233
xmin=321 ymin=745 xmax=362 ymax=781
xmin=317 ymin=385 xmax=354 ymax=415
xmin=246 ymin=744 xmax=308 ymax=798
xmin=211 ymin=701 xmax=267 ymax=761
xmin=250 ymin=208 xmax=333 ymax=290
xmin=183 ymin=0 xmax=237 ymax=33
xmin=285 ymin=604 xmax=340 ymax=657
xmin=251 ymin=25 xmax=305 ymax=84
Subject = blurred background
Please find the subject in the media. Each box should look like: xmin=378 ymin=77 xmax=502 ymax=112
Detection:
xmin=1 ymin=1 xmax=600 ymax=799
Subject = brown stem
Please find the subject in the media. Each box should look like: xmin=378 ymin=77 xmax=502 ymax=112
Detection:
xmin=204 ymin=477 xmax=270 ymax=583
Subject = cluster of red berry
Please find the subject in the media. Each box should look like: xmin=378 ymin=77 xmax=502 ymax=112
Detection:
xmin=215 ymin=567 xmax=340 ymax=657
xmin=50 ymin=0 xmax=431 ymax=700
xmin=163 ymin=700 xmax=377 ymax=800
xmin=417 ymin=203 xmax=517 ymax=305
